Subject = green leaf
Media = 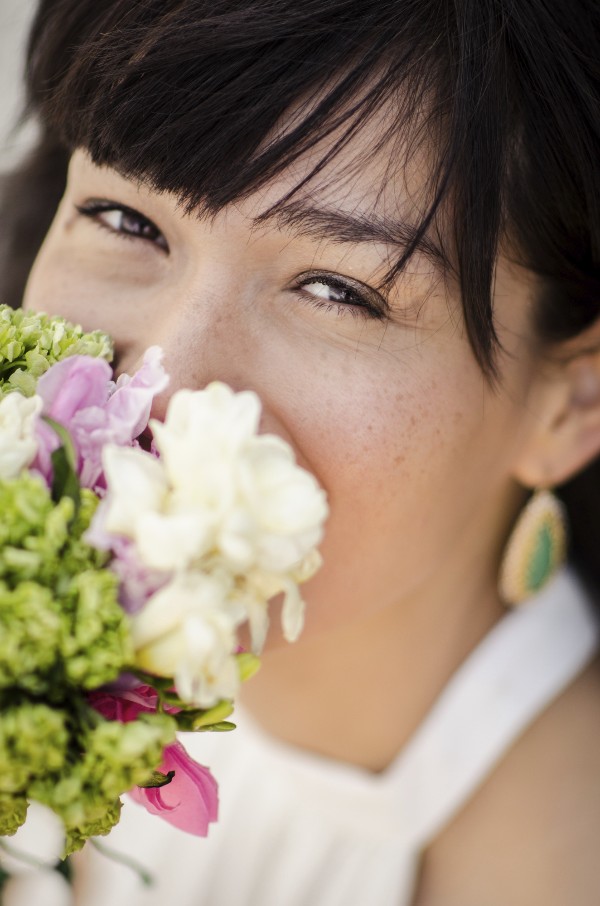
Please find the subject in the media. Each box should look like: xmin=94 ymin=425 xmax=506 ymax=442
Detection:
xmin=159 ymin=690 xmax=188 ymax=709
xmin=236 ymin=652 xmax=261 ymax=683
xmin=197 ymin=720 xmax=237 ymax=733
xmin=44 ymin=416 xmax=81 ymax=512
xmin=43 ymin=417 xmax=77 ymax=470
xmin=50 ymin=445 xmax=81 ymax=511
xmin=128 ymin=669 xmax=175 ymax=692
xmin=174 ymin=700 xmax=234 ymax=731
xmin=138 ymin=769 xmax=175 ymax=789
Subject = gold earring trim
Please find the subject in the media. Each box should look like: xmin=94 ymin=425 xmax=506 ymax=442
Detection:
xmin=498 ymin=489 xmax=567 ymax=607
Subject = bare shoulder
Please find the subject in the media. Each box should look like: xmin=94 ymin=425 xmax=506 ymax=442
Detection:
xmin=414 ymin=654 xmax=600 ymax=906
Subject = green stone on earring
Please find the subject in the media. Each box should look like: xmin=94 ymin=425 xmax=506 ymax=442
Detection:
xmin=499 ymin=489 xmax=567 ymax=606
xmin=527 ymin=521 xmax=555 ymax=593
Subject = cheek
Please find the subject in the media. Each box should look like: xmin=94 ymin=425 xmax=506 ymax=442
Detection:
xmin=25 ymin=231 xmax=108 ymax=330
xmin=260 ymin=357 xmax=430 ymax=615
xmin=272 ymin=349 xmax=522 ymax=635
xmin=23 ymin=214 xmax=157 ymax=340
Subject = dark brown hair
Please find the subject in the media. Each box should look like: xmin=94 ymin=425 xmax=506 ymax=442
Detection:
xmin=2 ymin=0 xmax=599 ymax=586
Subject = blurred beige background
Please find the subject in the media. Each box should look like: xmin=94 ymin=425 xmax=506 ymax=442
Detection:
xmin=0 ymin=0 xmax=38 ymax=169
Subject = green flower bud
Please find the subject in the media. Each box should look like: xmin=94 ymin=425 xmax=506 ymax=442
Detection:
xmin=0 ymin=582 xmax=62 ymax=694
xmin=0 ymin=476 xmax=129 ymax=695
xmin=0 ymin=305 xmax=112 ymax=397
xmin=0 ymin=703 xmax=68 ymax=794
xmin=60 ymin=570 xmax=133 ymax=689
xmin=0 ymin=793 xmax=28 ymax=835
xmin=30 ymin=712 xmax=176 ymax=854
xmin=64 ymin=799 xmax=122 ymax=856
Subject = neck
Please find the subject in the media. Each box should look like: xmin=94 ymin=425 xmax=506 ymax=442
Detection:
xmin=240 ymin=559 xmax=508 ymax=773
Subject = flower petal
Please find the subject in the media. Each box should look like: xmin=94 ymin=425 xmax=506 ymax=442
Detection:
xmin=128 ymin=741 xmax=218 ymax=836
xmin=100 ymin=445 xmax=168 ymax=538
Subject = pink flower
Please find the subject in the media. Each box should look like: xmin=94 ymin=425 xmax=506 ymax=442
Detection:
xmin=129 ymin=741 xmax=219 ymax=836
xmin=36 ymin=356 xmax=113 ymax=420
xmin=83 ymin=531 xmax=168 ymax=613
xmin=34 ymin=347 xmax=168 ymax=492
xmin=88 ymin=686 xmax=219 ymax=836
xmin=88 ymin=684 xmax=162 ymax=722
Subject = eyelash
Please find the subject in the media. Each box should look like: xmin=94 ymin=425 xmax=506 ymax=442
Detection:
xmin=292 ymin=274 xmax=386 ymax=321
xmin=75 ymin=201 xmax=387 ymax=320
xmin=75 ymin=200 xmax=169 ymax=251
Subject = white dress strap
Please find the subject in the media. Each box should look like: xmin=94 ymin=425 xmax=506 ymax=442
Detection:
xmin=387 ymin=567 xmax=600 ymax=848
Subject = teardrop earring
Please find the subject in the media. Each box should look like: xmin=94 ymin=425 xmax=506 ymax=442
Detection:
xmin=498 ymin=489 xmax=568 ymax=607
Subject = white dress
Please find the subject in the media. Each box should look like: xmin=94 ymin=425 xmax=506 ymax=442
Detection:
xmin=73 ymin=568 xmax=598 ymax=906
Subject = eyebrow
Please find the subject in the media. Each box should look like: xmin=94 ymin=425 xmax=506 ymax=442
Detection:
xmin=261 ymin=201 xmax=448 ymax=271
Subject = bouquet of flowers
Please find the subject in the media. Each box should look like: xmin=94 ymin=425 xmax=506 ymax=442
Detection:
xmin=0 ymin=305 xmax=327 ymax=884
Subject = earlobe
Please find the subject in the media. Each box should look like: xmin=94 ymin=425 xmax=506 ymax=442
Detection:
xmin=512 ymin=351 xmax=600 ymax=489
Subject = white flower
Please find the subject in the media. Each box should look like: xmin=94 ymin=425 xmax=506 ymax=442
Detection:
xmin=135 ymin=510 xmax=215 ymax=571
xmin=98 ymin=446 xmax=215 ymax=570
xmin=0 ymin=393 xmax=42 ymax=479
xmin=131 ymin=571 xmax=243 ymax=707
xmin=152 ymin=384 xmax=328 ymax=574
xmin=95 ymin=380 xmax=328 ymax=657
xmin=233 ymin=435 xmax=328 ymax=573
xmin=240 ymin=550 xmax=322 ymax=650
xmin=101 ymin=445 xmax=168 ymax=538
xmin=151 ymin=383 xmax=262 ymax=487
xmin=100 ymin=383 xmax=328 ymax=575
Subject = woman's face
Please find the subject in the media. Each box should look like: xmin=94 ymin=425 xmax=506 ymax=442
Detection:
xmin=24 ymin=148 xmax=544 ymax=642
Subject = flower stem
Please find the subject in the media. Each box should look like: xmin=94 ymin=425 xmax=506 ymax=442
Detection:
xmin=0 ymin=839 xmax=54 ymax=872
xmin=89 ymin=839 xmax=154 ymax=887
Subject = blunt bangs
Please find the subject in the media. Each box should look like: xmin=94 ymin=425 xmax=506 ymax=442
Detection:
xmin=26 ymin=0 xmax=502 ymax=371
xmin=28 ymin=2 xmax=440 ymax=210
xmin=24 ymin=0 xmax=600 ymax=379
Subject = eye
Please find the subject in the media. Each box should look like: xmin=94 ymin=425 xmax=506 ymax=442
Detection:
xmin=293 ymin=272 xmax=388 ymax=320
xmin=75 ymin=200 xmax=169 ymax=252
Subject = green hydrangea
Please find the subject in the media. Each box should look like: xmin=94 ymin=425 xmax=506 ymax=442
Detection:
xmin=0 ymin=702 xmax=68 ymax=794
xmin=61 ymin=570 xmax=134 ymax=689
xmin=30 ymin=712 xmax=176 ymax=856
xmin=0 ymin=304 xmax=112 ymax=397
xmin=0 ymin=793 xmax=28 ymax=835
xmin=0 ymin=705 xmax=175 ymax=854
xmin=0 ymin=582 xmax=63 ymax=695
xmin=0 ymin=476 xmax=131 ymax=695
xmin=0 ymin=307 xmax=181 ymax=857
xmin=63 ymin=799 xmax=122 ymax=855
xmin=0 ymin=477 xmax=106 ymax=586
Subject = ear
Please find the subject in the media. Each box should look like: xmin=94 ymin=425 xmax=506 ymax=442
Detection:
xmin=512 ymin=338 xmax=600 ymax=488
